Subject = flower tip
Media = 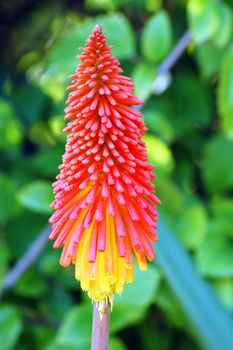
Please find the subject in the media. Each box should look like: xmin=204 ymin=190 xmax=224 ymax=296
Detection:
xmin=93 ymin=24 xmax=102 ymax=33
xmin=135 ymin=98 xmax=144 ymax=105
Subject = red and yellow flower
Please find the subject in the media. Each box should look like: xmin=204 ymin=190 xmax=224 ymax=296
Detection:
xmin=49 ymin=25 xmax=160 ymax=306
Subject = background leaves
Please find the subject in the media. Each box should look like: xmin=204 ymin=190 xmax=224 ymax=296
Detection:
xmin=141 ymin=10 xmax=173 ymax=63
xmin=1 ymin=0 xmax=233 ymax=349
xmin=0 ymin=306 xmax=22 ymax=350
xmin=17 ymin=180 xmax=53 ymax=214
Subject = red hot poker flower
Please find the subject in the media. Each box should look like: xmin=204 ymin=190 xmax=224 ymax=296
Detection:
xmin=49 ymin=25 xmax=160 ymax=305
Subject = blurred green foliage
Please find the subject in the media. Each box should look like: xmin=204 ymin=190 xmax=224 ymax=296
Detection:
xmin=0 ymin=0 xmax=233 ymax=349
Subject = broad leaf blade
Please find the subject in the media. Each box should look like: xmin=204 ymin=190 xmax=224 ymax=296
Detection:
xmin=141 ymin=10 xmax=172 ymax=63
xmin=155 ymin=219 xmax=233 ymax=350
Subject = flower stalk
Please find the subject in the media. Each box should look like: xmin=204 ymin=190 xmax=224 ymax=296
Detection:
xmin=91 ymin=301 xmax=111 ymax=350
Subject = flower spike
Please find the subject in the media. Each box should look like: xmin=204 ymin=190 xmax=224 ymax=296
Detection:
xmin=49 ymin=25 xmax=160 ymax=304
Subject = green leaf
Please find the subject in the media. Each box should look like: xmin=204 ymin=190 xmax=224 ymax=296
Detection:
xmin=47 ymin=335 xmax=126 ymax=350
xmin=174 ymin=202 xmax=207 ymax=249
xmin=55 ymin=304 xmax=92 ymax=348
xmin=143 ymin=109 xmax=174 ymax=143
xmin=17 ymin=180 xmax=53 ymax=214
xmin=141 ymin=10 xmax=172 ymax=63
xmin=210 ymin=198 xmax=233 ymax=223
xmin=29 ymin=121 xmax=57 ymax=146
xmin=111 ymin=266 xmax=161 ymax=332
xmin=132 ymin=63 xmax=156 ymax=100
xmin=49 ymin=115 xmax=66 ymax=138
xmin=156 ymin=219 xmax=233 ymax=350
xmin=12 ymin=84 xmax=50 ymax=124
xmin=6 ymin=210 xmax=46 ymax=258
xmin=218 ymin=47 xmax=233 ymax=136
xmin=30 ymin=324 xmax=55 ymax=350
xmin=156 ymin=177 xmax=184 ymax=216
xmin=202 ymin=133 xmax=233 ymax=193
xmin=38 ymin=249 xmax=62 ymax=275
xmin=45 ymin=13 xmax=135 ymax=77
xmin=195 ymin=233 xmax=233 ymax=278
xmin=0 ymin=241 xmax=10 ymax=289
xmin=156 ymin=282 xmax=189 ymax=329
xmin=0 ymin=173 xmax=21 ymax=223
xmin=212 ymin=3 xmax=233 ymax=48
xmin=174 ymin=156 xmax=195 ymax=188
xmin=40 ymin=288 xmax=74 ymax=321
xmin=158 ymin=181 xmax=207 ymax=250
xmin=86 ymin=0 xmax=125 ymax=11
xmin=0 ymin=98 xmax=22 ymax=150
xmin=14 ymin=268 xmax=48 ymax=298
xmin=31 ymin=145 xmax=64 ymax=177
xmin=187 ymin=0 xmax=219 ymax=44
xmin=213 ymin=278 xmax=233 ymax=311
xmin=109 ymin=337 xmax=127 ymax=350
xmin=195 ymin=43 xmax=223 ymax=80
xmin=144 ymin=134 xmax=175 ymax=176
xmin=139 ymin=321 xmax=170 ymax=350
xmin=0 ymin=305 xmax=22 ymax=350
xmin=210 ymin=198 xmax=233 ymax=238
xmin=170 ymin=72 xmax=212 ymax=137
xmin=46 ymin=344 xmax=81 ymax=350
xmin=145 ymin=0 xmax=162 ymax=12
xmin=38 ymin=249 xmax=79 ymax=290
